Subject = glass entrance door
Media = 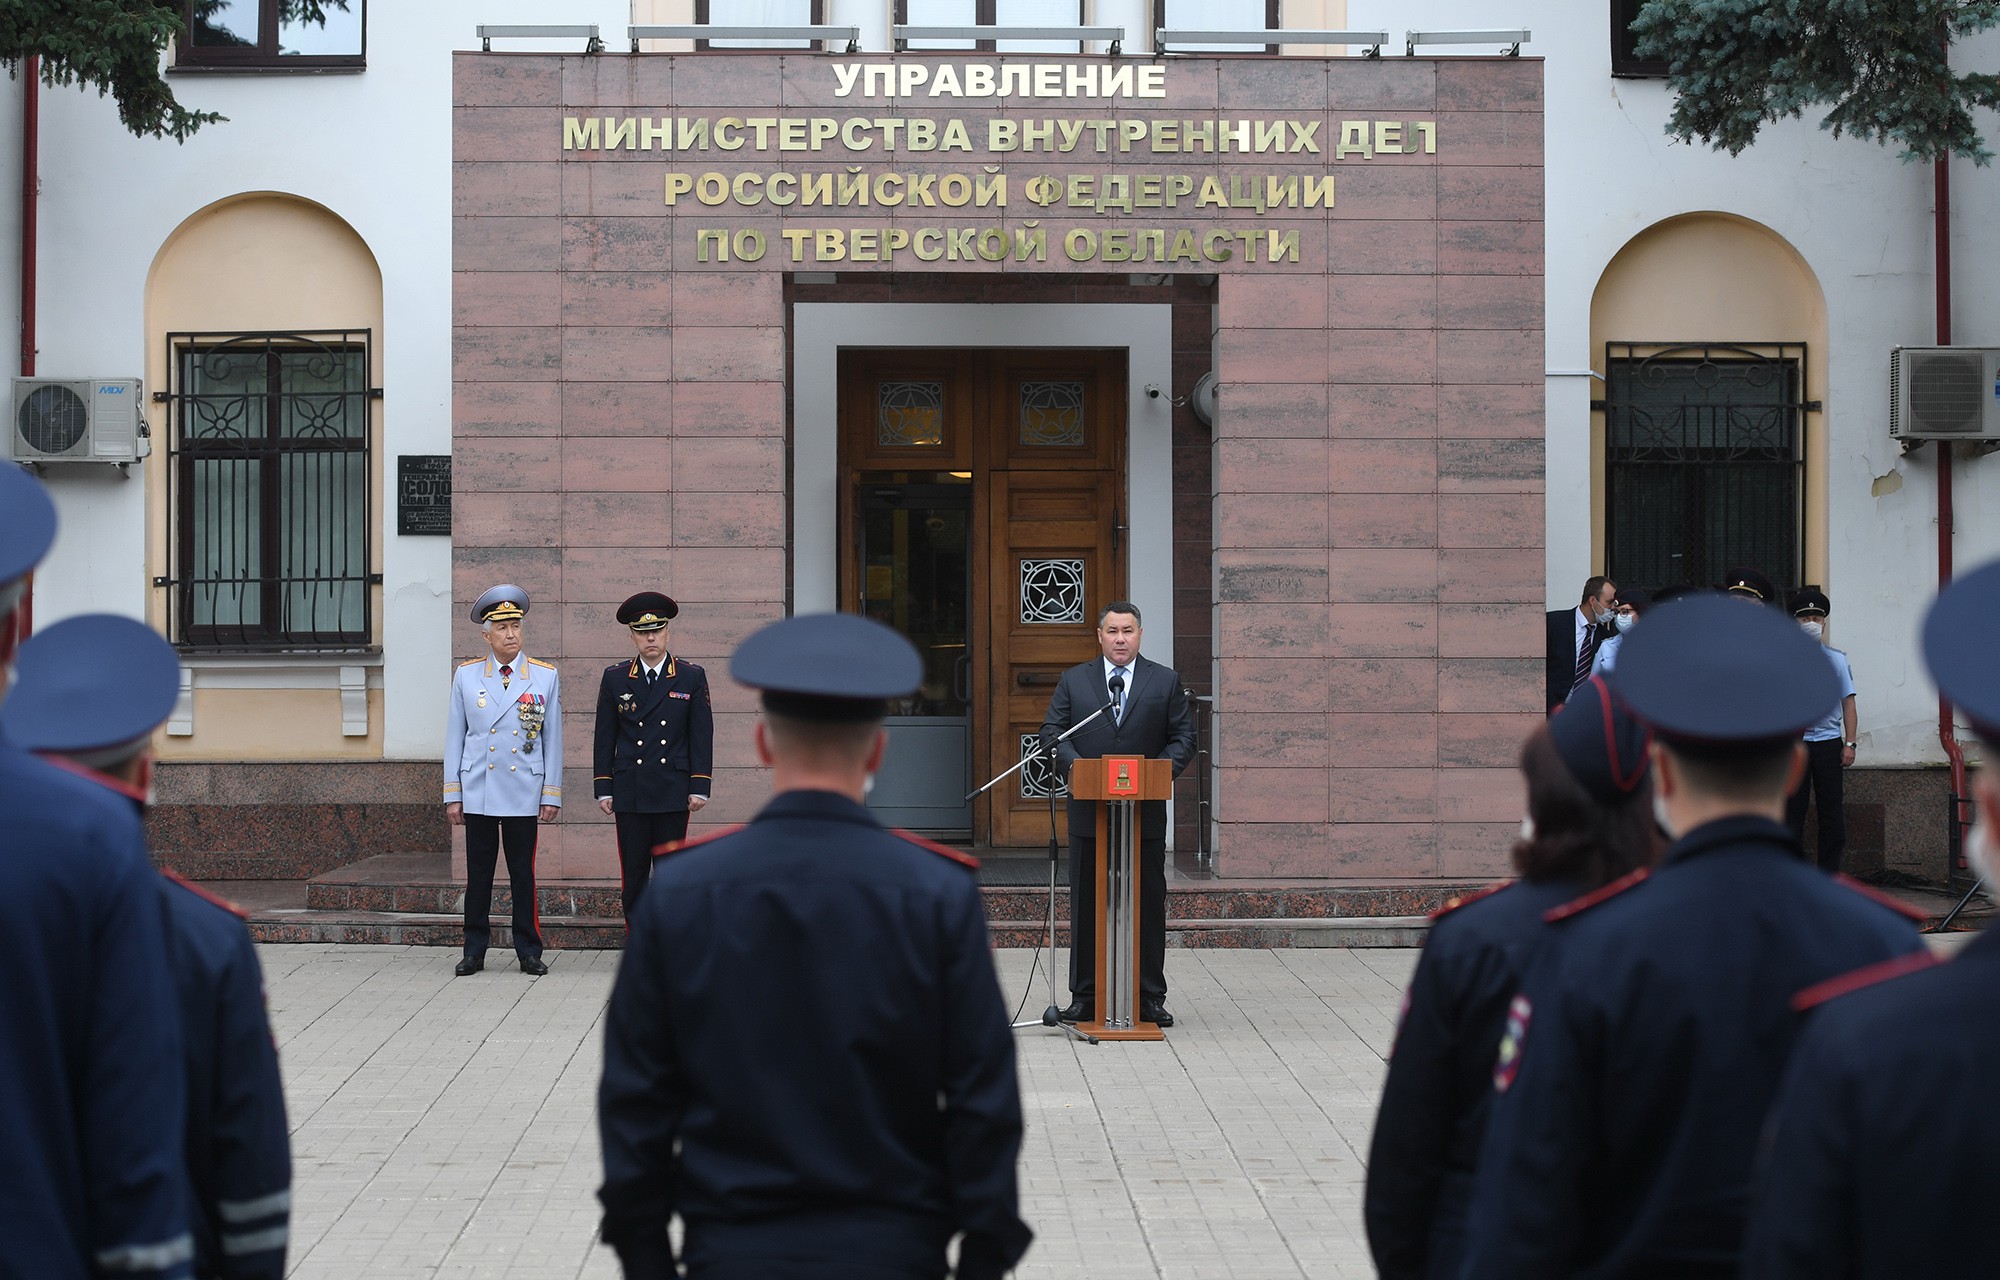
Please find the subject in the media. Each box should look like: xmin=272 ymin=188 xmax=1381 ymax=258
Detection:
xmin=858 ymin=477 xmax=973 ymax=833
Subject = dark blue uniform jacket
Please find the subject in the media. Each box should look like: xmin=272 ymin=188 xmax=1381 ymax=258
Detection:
xmin=0 ymin=740 xmax=193 ymax=1280
xmin=1742 ymin=928 xmax=2000 ymax=1278
xmin=597 ymin=789 xmax=1032 ymax=1280
xmin=1461 ymin=816 xmax=1924 ymax=1280
xmin=592 ymin=656 xmax=714 ymax=813
xmin=161 ymin=875 xmax=292 ymax=1280
xmin=1364 ymin=878 xmax=1579 ymax=1280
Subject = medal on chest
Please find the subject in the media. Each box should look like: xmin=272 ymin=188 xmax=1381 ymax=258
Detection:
xmin=477 ymin=689 xmax=487 ymax=709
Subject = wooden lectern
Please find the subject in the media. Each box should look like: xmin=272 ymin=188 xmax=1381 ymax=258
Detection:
xmin=1069 ymin=754 xmax=1174 ymax=1042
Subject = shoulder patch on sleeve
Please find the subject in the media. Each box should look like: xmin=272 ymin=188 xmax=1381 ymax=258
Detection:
xmin=527 ymin=657 xmax=557 ymax=670
xmin=162 ymin=869 xmax=250 ymax=919
xmin=652 ymin=824 xmax=743 ymax=859
xmin=1792 ymin=950 xmax=1939 ymax=1013
xmin=459 ymin=657 xmax=484 ymax=667
xmin=1833 ymin=873 xmax=1929 ymax=923
xmin=1428 ymin=879 xmax=1512 ymax=922
xmin=894 ymin=829 xmax=980 ymax=870
xmin=1543 ymin=867 xmax=1651 ymax=924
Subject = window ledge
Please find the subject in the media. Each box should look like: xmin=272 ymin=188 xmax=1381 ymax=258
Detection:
xmin=168 ymin=63 xmax=366 ymax=75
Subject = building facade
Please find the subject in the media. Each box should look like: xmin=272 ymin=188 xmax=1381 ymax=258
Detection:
xmin=2 ymin=1 xmax=1994 ymax=884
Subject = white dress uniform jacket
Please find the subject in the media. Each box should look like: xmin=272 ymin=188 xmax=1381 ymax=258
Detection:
xmin=444 ymin=654 xmax=563 ymax=816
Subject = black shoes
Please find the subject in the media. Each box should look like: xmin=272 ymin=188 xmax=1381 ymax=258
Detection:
xmin=1057 ymin=1000 xmax=1092 ymax=1024
xmin=520 ymin=956 xmax=549 ymax=976
xmin=1141 ymin=1001 xmax=1175 ymax=1028
xmin=454 ymin=955 xmax=483 ymax=977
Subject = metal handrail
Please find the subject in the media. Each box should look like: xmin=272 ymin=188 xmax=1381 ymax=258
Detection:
xmin=629 ymin=24 xmax=861 ymax=51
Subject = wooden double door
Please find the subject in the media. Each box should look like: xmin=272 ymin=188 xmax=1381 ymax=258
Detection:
xmin=838 ymin=348 xmax=1126 ymax=846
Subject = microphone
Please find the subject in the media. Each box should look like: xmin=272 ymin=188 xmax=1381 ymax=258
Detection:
xmin=1108 ymin=672 xmax=1124 ymax=720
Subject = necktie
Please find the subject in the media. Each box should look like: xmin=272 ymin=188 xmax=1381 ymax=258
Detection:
xmin=500 ymin=663 xmax=512 ymax=690
xmin=1112 ymin=668 xmax=1128 ymax=722
xmin=1572 ymin=626 xmax=1598 ymax=693
xmin=646 ymin=666 xmax=657 ymax=686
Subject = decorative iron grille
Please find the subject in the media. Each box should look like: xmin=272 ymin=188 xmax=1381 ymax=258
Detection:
xmin=1019 ymin=733 xmax=1068 ymax=798
xmin=163 ymin=331 xmax=377 ymax=650
xmin=1020 ymin=558 xmax=1086 ymax=623
xmin=877 ymin=380 xmax=945 ymax=446
xmin=1019 ymin=380 xmax=1086 ymax=447
xmin=1602 ymin=342 xmax=1808 ymax=596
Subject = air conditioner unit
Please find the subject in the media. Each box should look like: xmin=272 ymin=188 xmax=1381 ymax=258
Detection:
xmin=1888 ymin=347 xmax=2000 ymax=442
xmin=7 ymin=379 xmax=149 ymax=464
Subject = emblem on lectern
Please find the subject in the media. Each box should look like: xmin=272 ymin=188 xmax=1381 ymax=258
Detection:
xmin=1108 ymin=758 xmax=1139 ymax=796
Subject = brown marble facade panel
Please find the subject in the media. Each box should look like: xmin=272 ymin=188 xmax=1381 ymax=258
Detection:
xmin=1218 ymin=438 xmax=1332 ymax=494
xmin=561 ymin=546 xmax=671 ymax=605
xmin=1434 ymin=60 xmax=1542 ymax=112
xmin=453 ymin=436 xmax=560 ymax=493
xmin=560 ymin=325 xmax=675 ymax=382
xmin=1325 ymin=658 xmax=1437 ymax=712
xmin=1327 ymin=383 xmax=1438 ymax=438
xmin=1438 ymin=547 xmax=1543 ymax=603
xmin=453 ymin=163 xmax=561 ymax=218
xmin=1329 ymin=59 xmax=1436 ymax=112
xmin=1217 ymin=549 xmax=1330 ymax=602
xmin=562 ymin=381 xmax=673 ymax=437
xmin=1326 ymin=220 xmax=1437 ymax=274
xmin=1218 ymin=602 xmax=1332 ymax=658
xmin=1330 ymin=767 xmax=1436 ymax=823
xmin=1328 ymin=328 xmax=1438 ymax=385
xmin=456 ymin=379 xmax=562 ymax=437
xmin=1434 ymin=110 xmax=1544 ymax=167
xmin=1221 ymin=767 xmax=1331 ymax=824
xmin=1217 ymin=714 xmax=1332 ymax=769
xmin=1437 ymin=328 xmax=1542 ymax=385
xmin=456 ymin=53 xmax=563 ymax=108
xmin=1215 ymin=327 xmax=1331 ymax=385
xmin=1325 ymin=167 xmax=1437 ymax=221
xmin=1329 ymin=274 xmax=1438 ymax=329
xmin=454 ymin=546 xmax=563 ymax=614
xmin=1437 ymin=767 xmax=1524 ymax=823
xmin=670 ymin=490 xmax=787 ymax=547
xmin=456 ymin=271 xmax=562 ymax=329
xmin=1438 ymin=219 xmax=1542 ymax=276
xmin=1438 ymin=438 xmax=1544 ymax=491
xmin=1327 ymin=712 xmax=1436 ymax=768
xmin=671 ymin=381 xmax=787 ymax=435
xmin=1326 ymin=603 xmax=1437 ymax=657
xmin=1218 ymin=382 xmax=1332 ymax=439
xmin=670 ymin=436 xmax=786 ymax=492
xmin=1436 ymin=821 xmax=1518 ymax=879
xmin=1216 ymin=493 xmax=1331 ymax=549
xmin=1439 ymin=384 xmax=1543 ymax=438
xmin=1330 ymin=437 xmax=1438 ymax=492
xmin=1437 ymin=713 xmax=1541 ymax=768
xmin=1220 ymin=274 xmax=1330 ymax=329
xmin=1217 ymin=658 xmax=1333 ymax=715
xmin=453 ymin=326 xmax=561 ymax=382
xmin=1438 ymin=658 xmax=1542 ymax=712
xmin=453 ymin=490 xmax=563 ymax=548
xmin=1328 ymin=547 xmax=1439 ymax=603
xmin=561 ymin=272 xmax=675 ymax=327
xmin=1327 ymin=492 xmax=1438 ymax=548
xmin=1439 ymin=493 xmax=1542 ymax=548
xmin=1438 ymin=602 xmax=1544 ymax=659
xmin=561 ymin=435 xmax=674 ymax=492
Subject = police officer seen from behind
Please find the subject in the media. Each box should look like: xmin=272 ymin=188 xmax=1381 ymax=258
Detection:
xmin=1040 ymin=602 xmax=1196 ymax=1027
xmin=598 ymin=613 xmax=1032 ymax=1280
xmin=593 ymin=592 xmax=713 ymax=919
xmin=1365 ymin=676 xmax=1660 ymax=1280
xmin=1783 ymin=588 xmax=1858 ymax=872
xmin=1460 ymin=593 xmax=1926 ymax=1279
xmin=1740 ymin=559 xmax=2000 ymax=1278
xmin=444 ymin=584 xmax=561 ymax=976
xmin=3 ymin=614 xmax=292 ymax=1280
xmin=0 ymin=466 xmax=195 ymax=1280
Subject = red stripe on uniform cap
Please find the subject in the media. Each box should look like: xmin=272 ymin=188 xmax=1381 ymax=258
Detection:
xmin=894 ymin=829 xmax=981 ymax=869
xmin=40 ymin=753 xmax=150 ymax=805
xmin=1589 ymin=674 xmax=1651 ymax=794
xmin=1792 ymin=950 xmax=1939 ymax=1012
xmin=1543 ymin=866 xmax=1651 ymax=924
xmin=1832 ymin=873 xmax=1931 ymax=922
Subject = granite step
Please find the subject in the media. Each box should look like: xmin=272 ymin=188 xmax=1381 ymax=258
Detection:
xmin=302 ymin=852 xmax=1480 ymax=924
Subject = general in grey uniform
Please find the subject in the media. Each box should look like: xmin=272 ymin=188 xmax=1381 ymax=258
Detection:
xmin=444 ymin=584 xmax=561 ymax=976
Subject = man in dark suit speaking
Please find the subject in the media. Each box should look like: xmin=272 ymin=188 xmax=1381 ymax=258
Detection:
xmin=1041 ymin=602 xmax=1197 ymax=1027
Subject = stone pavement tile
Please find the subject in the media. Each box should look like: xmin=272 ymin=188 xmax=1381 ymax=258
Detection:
xmin=262 ymin=944 xmax=1416 ymax=1278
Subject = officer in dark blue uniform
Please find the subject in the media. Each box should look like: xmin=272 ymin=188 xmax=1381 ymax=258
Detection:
xmin=1740 ymin=559 xmax=2000 ymax=1278
xmin=3 ymin=612 xmax=293 ymax=1280
xmin=597 ymin=613 xmax=1032 ymax=1280
xmin=0 ymin=466 xmax=195 ymax=1280
xmin=1366 ymin=677 xmax=1659 ymax=1280
xmin=592 ymin=591 xmax=714 ymax=918
xmin=1460 ymin=593 xmax=1927 ymax=1279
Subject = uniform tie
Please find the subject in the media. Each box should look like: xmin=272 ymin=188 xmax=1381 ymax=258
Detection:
xmin=500 ymin=663 xmax=512 ymax=690
xmin=645 ymin=666 xmax=657 ymax=686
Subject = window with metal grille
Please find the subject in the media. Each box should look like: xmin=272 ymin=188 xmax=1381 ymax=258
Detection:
xmin=165 ymin=332 xmax=375 ymax=650
xmin=178 ymin=0 xmax=365 ymax=68
xmin=1602 ymin=342 xmax=1808 ymax=596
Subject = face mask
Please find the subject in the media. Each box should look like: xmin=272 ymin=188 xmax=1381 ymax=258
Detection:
xmin=1652 ymin=791 xmax=1678 ymax=841
xmin=1800 ymin=620 xmax=1824 ymax=641
xmin=1615 ymin=612 xmax=1638 ymax=634
xmin=862 ymin=774 xmax=876 ymax=799
xmin=1519 ymin=816 xmax=1535 ymax=842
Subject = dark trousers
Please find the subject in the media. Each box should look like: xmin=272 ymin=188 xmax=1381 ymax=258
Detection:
xmin=463 ymin=813 xmax=543 ymax=958
xmin=614 ymin=809 xmax=690 ymax=919
xmin=1786 ymin=737 xmax=1848 ymax=873
xmin=1068 ymin=832 xmax=1167 ymax=1008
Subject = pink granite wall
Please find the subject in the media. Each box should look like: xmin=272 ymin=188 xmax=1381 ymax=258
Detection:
xmin=453 ymin=51 xmax=1543 ymax=880
xmin=1212 ymin=62 xmax=1544 ymax=878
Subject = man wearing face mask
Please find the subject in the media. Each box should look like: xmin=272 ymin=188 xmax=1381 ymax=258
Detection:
xmin=1782 ymin=589 xmax=1857 ymax=872
xmin=1545 ymin=576 xmax=1617 ymax=715
xmin=1460 ymin=594 xmax=1925 ymax=1280
xmin=1741 ymin=560 xmax=2000 ymax=1277
xmin=2 ymin=614 xmax=292 ymax=1280
xmin=1589 ymin=586 xmax=1650 ymax=677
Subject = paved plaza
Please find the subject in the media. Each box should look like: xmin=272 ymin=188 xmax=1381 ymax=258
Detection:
xmin=268 ymin=943 xmax=1413 ymax=1279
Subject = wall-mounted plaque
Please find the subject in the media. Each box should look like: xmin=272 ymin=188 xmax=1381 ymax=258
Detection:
xmin=397 ymin=455 xmax=452 ymax=536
